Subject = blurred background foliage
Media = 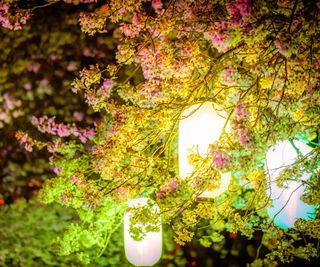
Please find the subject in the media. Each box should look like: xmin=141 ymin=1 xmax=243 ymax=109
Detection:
xmin=0 ymin=0 xmax=114 ymax=202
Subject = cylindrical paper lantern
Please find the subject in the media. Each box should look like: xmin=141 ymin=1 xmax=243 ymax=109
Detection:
xmin=265 ymin=140 xmax=316 ymax=228
xmin=178 ymin=102 xmax=231 ymax=197
xmin=124 ymin=198 xmax=162 ymax=266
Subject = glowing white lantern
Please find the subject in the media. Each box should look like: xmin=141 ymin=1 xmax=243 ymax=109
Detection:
xmin=178 ymin=102 xmax=231 ymax=197
xmin=265 ymin=140 xmax=316 ymax=228
xmin=124 ymin=198 xmax=162 ymax=266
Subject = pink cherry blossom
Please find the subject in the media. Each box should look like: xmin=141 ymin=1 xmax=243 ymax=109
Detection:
xmin=31 ymin=116 xmax=95 ymax=143
xmin=53 ymin=166 xmax=61 ymax=175
xmin=152 ymin=0 xmax=163 ymax=11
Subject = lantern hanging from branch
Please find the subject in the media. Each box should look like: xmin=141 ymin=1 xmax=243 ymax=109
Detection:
xmin=265 ymin=140 xmax=316 ymax=228
xmin=178 ymin=102 xmax=231 ymax=198
xmin=124 ymin=198 xmax=162 ymax=266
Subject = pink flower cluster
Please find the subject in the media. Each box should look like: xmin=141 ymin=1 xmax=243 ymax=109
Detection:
xmin=235 ymin=102 xmax=250 ymax=120
xmin=98 ymin=79 xmax=112 ymax=98
xmin=135 ymin=44 xmax=164 ymax=82
xmin=152 ymin=0 xmax=163 ymax=12
xmin=31 ymin=116 xmax=95 ymax=143
xmin=16 ymin=132 xmax=34 ymax=152
xmin=47 ymin=139 xmax=61 ymax=153
xmin=274 ymin=39 xmax=290 ymax=56
xmin=139 ymin=83 xmax=161 ymax=99
xmin=3 ymin=93 xmax=21 ymax=111
xmin=210 ymin=148 xmax=230 ymax=170
xmin=173 ymin=0 xmax=213 ymax=22
xmin=82 ymin=79 xmax=113 ymax=108
xmin=156 ymin=180 xmax=179 ymax=198
xmin=119 ymin=13 xmax=145 ymax=38
xmin=220 ymin=66 xmax=235 ymax=85
xmin=204 ymin=21 xmax=230 ymax=52
xmin=236 ymin=125 xmax=251 ymax=146
xmin=27 ymin=62 xmax=41 ymax=73
xmin=232 ymin=102 xmax=251 ymax=146
xmin=53 ymin=166 xmax=62 ymax=175
xmin=120 ymin=25 xmax=138 ymax=38
xmin=0 ymin=2 xmax=31 ymax=30
xmin=69 ymin=176 xmax=82 ymax=187
xmin=0 ymin=93 xmax=22 ymax=128
xmin=227 ymin=0 xmax=251 ymax=26
xmin=73 ymin=111 xmax=84 ymax=121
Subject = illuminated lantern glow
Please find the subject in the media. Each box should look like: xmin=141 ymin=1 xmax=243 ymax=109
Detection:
xmin=124 ymin=198 xmax=162 ymax=266
xmin=178 ymin=102 xmax=231 ymax=198
xmin=265 ymin=140 xmax=316 ymax=228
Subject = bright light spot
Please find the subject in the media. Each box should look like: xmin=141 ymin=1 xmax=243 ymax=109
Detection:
xmin=124 ymin=198 xmax=162 ymax=266
xmin=265 ymin=140 xmax=316 ymax=228
xmin=178 ymin=102 xmax=231 ymax=198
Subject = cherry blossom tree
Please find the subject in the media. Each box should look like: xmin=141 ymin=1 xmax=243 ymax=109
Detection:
xmin=1 ymin=0 xmax=319 ymax=266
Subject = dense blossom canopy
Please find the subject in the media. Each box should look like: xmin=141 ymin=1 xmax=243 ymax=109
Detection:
xmin=1 ymin=0 xmax=320 ymax=266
